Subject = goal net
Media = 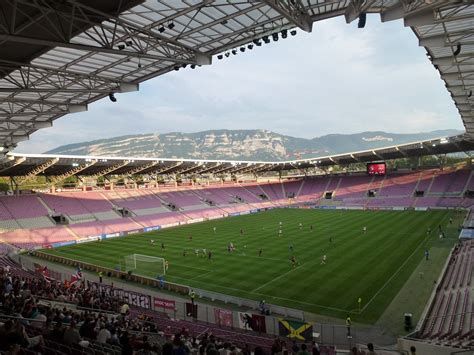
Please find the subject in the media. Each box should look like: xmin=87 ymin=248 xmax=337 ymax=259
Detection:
xmin=124 ymin=254 xmax=166 ymax=276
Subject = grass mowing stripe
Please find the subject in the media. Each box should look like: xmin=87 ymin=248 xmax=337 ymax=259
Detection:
xmin=41 ymin=209 xmax=457 ymax=324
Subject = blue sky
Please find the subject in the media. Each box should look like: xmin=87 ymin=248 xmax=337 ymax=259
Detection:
xmin=16 ymin=15 xmax=463 ymax=153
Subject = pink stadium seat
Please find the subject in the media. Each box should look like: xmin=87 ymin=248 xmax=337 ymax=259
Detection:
xmin=1 ymin=195 xmax=48 ymax=219
xmin=334 ymin=176 xmax=372 ymax=199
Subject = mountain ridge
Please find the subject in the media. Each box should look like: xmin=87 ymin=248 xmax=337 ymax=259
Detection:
xmin=46 ymin=129 xmax=462 ymax=161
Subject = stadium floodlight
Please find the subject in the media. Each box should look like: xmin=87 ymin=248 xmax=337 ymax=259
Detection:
xmin=158 ymin=26 xmax=165 ymax=33
xmin=108 ymin=93 xmax=117 ymax=102
xmin=126 ymin=41 xmax=133 ymax=46
xmin=181 ymin=64 xmax=187 ymax=69
xmin=272 ymin=33 xmax=279 ymax=41
xmin=281 ymin=29 xmax=288 ymax=39
xmin=290 ymin=30 xmax=297 ymax=36
xmin=247 ymin=44 xmax=253 ymax=50
xmin=231 ymin=49 xmax=237 ymax=55
xmin=358 ymin=12 xmax=367 ymax=28
xmin=168 ymin=22 xmax=175 ymax=30
xmin=217 ymin=54 xmax=223 ymax=60
xmin=262 ymin=36 xmax=270 ymax=44
xmin=240 ymin=47 xmax=245 ymax=52
xmin=225 ymin=52 xmax=230 ymax=57
xmin=173 ymin=66 xmax=180 ymax=71
xmin=190 ymin=64 xmax=196 ymax=69
xmin=117 ymin=44 xmax=125 ymax=50
xmin=454 ymin=43 xmax=462 ymax=56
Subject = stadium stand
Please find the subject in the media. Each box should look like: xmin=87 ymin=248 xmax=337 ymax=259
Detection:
xmin=0 ymin=257 xmax=336 ymax=355
xmin=281 ymin=180 xmax=303 ymax=199
xmin=333 ymin=175 xmax=372 ymax=200
xmin=0 ymin=168 xmax=473 ymax=250
xmin=419 ymin=239 xmax=473 ymax=347
xmin=377 ymin=173 xmax=420 ymax=197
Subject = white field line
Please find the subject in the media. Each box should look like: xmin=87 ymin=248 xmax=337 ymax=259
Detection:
xmin=360 ymin=212 xmax=452 ymax=314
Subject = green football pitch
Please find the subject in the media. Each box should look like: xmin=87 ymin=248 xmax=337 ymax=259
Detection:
xmin=42 ymin=208 xmax=460 ymax=323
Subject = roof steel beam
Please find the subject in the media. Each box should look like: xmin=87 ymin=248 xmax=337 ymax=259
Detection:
xmin=0 ymin=97 xmax=87 ymax=107
xmin=63 ymin=0 xmax=211 ymax=65
xmin=0 ymin=34 xmax=196 ymax=65
xmin=50 ymin=161 xmax=97 ymax=183
xmin=0 ymin=87 xmax=131 ymax=93
xmin=344 ymin=0 xmax=377 ymax=24
xmin=210 ymin=165 xmax=238 ymax=176
xmin=260 ymin=0 xmax=313 ymax=32
xmin=92 ymin=162 xmax=130 ymax=178
xmin=192 ymin=163 xmax=224 ymax=175
xmin=127 ymin=161 xmax=159 ymax=175
xmin=0 ymin=61 xmax=135 ymax=89
xmin=16 ymin=158 xmax=58 ymax=180
xmin=381 ymin=0 xmax=452 ymax=23
xmin=152 ymin=162 xmax=183 ymax=175
xmin=0 ymin=156 xmax=25 ymax=173
xmin=9 ymin=0 xmax=210 ymax=66
xmin=0 ymin=107 xmax=86 ymax=117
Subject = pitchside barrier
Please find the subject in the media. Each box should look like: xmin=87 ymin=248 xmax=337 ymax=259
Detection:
xmin=13 ymin=252 xmax=395 ymax=348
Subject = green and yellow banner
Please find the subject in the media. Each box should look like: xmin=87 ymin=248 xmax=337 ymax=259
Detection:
xmin=278 ymin=318 xmax=313 ymax=341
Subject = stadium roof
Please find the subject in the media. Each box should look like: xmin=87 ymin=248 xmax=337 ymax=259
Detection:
xmin=0 ymin=1 xmax=473 ymax=152
xmin=1 ymin=134 xmax=472 ymax=179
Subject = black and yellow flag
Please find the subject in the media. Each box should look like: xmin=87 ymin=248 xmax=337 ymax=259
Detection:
xmin=278 ymin=319 xmax=313 ymax=341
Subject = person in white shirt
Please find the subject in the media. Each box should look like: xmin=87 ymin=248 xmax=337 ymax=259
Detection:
xmin=96 ymin=324 xmax=111 ymax=344
xmin=120 ymin=303 xmax=129 ymax=316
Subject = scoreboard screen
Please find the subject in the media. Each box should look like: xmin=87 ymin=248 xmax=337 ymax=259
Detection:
xmin=367 ymin=162 xmax=386 ymax=175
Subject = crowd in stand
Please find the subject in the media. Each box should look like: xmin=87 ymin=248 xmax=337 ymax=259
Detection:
xmin=0 ymin=262 xmax=332 ymax=355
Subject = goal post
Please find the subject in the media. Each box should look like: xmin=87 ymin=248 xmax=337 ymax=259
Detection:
xmin=124 ymin=254 xmax=166 ymax=276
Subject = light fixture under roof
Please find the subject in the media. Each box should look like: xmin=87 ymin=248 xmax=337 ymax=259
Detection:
xmin=453 ymin=43 xmax=462 ymax=56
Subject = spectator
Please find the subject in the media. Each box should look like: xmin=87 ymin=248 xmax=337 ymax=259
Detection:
xmin=63 ymin=321 xmax=82 ymax=346
xmin=297 ymin=343 xmax=310 ymax=355
xmin=49 ymin=321 xmax=64 ymax=343
xmin=120 ymin=303 xmax=130 ymax=316
xmin=120 ymin=331 xmax=133 ymax=355
xmin=96 ymin=323 xmax=111 ymax=344
xmin=291 ymin=340 xmax=299 ymax=353
xmin=367 ymin=343 xmax=376 ymax=355
xmin=31 ymin=307 xmax=47 ymax=329
xmin=311 ymin=341 xmax=320 ymax=355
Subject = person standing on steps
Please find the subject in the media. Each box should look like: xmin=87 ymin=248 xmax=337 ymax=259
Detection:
xmin=346 ymin=315 xmax=352 ymax=336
